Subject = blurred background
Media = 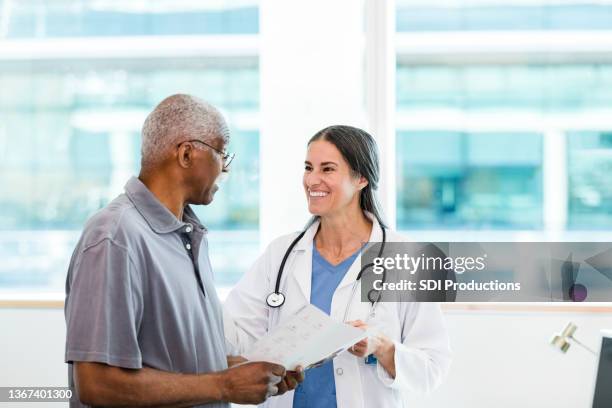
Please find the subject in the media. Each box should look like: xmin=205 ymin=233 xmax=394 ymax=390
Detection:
xmin=1 ymin=1 xmax=611 ymax=407
xmin=5 ymin=0 xmax=612 ymax=294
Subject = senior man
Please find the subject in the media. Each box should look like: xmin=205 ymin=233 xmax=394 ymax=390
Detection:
xmin=65 ymin=94 xmax=301 ymax=407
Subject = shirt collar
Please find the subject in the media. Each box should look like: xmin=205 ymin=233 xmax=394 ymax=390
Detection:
xmin=124 ymin=176 xmax=205 ymax=234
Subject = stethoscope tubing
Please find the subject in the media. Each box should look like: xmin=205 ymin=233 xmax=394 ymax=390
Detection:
xmin=267 ymin=222 xmax=387 ymax=309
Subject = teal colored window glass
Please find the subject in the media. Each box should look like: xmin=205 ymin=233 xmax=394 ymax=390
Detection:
xmin=397 ymin=0 xmax=612 ymax=31
xmin=396 ymin=131 xmax=543 ymax=229
xmin=397 ymin=64 xmax=612 ymax=112
xmin=568 ymin=132 xmax=612 ymax=229
xmin=0 ymin=61 xmax=259 ymax=292
xmin=396 ymin=63 xmax=612 ymax=230
xmin=0 ymin=0 xmax=258 ymax=38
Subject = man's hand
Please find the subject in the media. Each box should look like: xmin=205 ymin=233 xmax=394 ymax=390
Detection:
xmin=74 ymin=359 xmax=295 ymax=407
xmin=226 ymin=355 xmax=248 ymax=368
xmin=275 ymin=366 xmax=305 ymax=395
xmin=218 ymin=361 xmax=286 ymax=405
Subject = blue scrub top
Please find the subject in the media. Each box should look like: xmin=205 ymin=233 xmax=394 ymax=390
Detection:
xmin=293 ymin=243 xmax=360 ymax=408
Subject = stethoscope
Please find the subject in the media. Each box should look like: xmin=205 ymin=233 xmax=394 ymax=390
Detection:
xmin=265 ymin=222 xmax=387 ymax=320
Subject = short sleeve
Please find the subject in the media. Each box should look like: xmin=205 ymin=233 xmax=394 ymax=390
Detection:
xmin=65 ymin=238 xmax=143 ymax=369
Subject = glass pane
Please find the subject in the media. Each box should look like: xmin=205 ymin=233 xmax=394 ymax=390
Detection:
xmin=396 ymin=62 xmax=612 ymax=230
xmin=397 ymin=64 xmax=612 ymax=112
xmin=0 ymin=60 xmax=259 ymax=293
xmin=568 ymin=132 xmax=612 ymax=228
xmin=0 ymin=0 xmax=258 ymax=38
xmin=397 ymin=0 xmax=612 ymax=31
xmin=396 ymin=131 xmax=543 ymax=229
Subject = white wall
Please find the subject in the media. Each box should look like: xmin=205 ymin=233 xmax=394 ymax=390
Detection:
xmin=0 ymin=308 xmax=68 ymax=388
xmin=407 ymin=310 xmax=612 ymax=408
xmin=0 ymin=308 xmax=68 ymax=408
xmin=1 ymin=306 xmax=610 ymax=408
xmin=259 ymin=0 xmax=366 ymax=247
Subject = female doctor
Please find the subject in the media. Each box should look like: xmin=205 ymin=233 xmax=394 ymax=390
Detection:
xmin=224 ymin=125 xmax=451 ymax=408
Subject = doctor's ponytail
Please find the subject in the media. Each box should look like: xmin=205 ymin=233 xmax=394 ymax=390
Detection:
xmin=308 ymin=125 xmax=387 ymax=228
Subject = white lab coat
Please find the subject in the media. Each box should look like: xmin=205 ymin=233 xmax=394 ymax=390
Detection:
xmin=223 ymin=214 xmax=452 ymax=408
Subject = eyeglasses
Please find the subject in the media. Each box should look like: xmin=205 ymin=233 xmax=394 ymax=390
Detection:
xmin=178 ymin=139 xmax=235 ymax=170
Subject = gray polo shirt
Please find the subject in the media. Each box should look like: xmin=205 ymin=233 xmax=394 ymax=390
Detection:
xmin=65 ymin=176 xmax=229 ymax=408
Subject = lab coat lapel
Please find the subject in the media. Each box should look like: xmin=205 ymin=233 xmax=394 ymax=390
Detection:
xmin=288 ymin=219 xmax=320 ymax=303
xmin=335 ymin=215 xmax=383 ymax=292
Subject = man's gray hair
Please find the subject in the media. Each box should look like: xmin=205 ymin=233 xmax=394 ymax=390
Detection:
xmin=141 ymin=94 xmax=229 ymax=166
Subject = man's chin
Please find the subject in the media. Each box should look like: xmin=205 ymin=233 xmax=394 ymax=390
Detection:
xmin=201 ymin=187 xmax=217 ymax=205
xmin=191 ymin=184 xmax=217 ymax=205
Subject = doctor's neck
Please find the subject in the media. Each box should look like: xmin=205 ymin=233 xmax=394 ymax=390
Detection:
xmin=316 ymin=205 xmax=373 ymax=250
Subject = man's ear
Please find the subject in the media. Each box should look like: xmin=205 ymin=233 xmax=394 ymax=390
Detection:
xmin=178 ymin=143 xmax=194 ymax=169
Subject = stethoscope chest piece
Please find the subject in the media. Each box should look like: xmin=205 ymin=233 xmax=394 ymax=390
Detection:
xmin=367 ymin=288 xmax=381 ymax=304
xmin=266 ymin=292 xmax=285 ymax=308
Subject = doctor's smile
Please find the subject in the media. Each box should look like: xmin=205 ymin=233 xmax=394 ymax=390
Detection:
xmin=307 ymin=189 xmax=329 ymax=197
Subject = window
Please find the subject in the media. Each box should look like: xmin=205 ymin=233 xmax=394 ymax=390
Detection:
xmin=0 ymin=0 xmax=258 ymax=37
xmin=397 ymin=0 xmax=612 ymax=31
xmin=0 ymin=1 xmax=259 ymax=294
xmin=396 ymin=1 xmax=612 ymax=233
xmin=5 ymin=0 xmax=612 ymax=298
xmin=568 ymin=131 xmax=612 ymax=228
xmin=397 ymin=131 xmax=542 ymax=229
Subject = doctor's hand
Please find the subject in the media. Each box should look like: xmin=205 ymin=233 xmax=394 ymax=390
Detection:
xmin=347 ymin=320 xmax=384 ymax=357
xmin=347 ymin=321 xmax=397 ymax=378
xmin=218 ymin=361 xmax=286 ymax=405
xmin=347 ymin=320 xmax=373 ymax=357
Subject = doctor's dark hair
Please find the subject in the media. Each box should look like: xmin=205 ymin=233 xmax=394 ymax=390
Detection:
xmin=308 ymin=125 xmax=387 ymax=227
